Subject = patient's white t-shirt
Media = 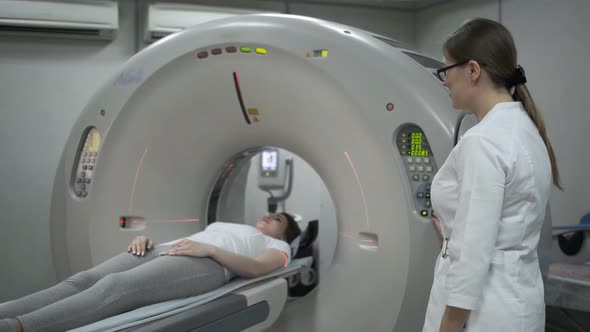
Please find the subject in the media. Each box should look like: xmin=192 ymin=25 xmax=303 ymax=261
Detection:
xmin=162 ymin=222 xmax=291 ymax=268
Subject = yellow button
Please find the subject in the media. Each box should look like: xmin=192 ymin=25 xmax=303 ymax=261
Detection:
xmin=255 ymin=48 xmax=267 ymax=55
xmin=321 ymin=49 xmax=328 ymax=57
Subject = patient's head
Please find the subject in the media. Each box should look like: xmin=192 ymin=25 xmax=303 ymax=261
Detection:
xmin=256 ymin=212 xmax=301 ymax=244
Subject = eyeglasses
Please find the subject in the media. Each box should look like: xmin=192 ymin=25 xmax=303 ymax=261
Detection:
xmin=436 ymin=60 xmax=469 ymax=82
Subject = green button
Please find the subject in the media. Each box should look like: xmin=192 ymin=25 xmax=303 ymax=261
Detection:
xmin=423 ymin=175 xmax=431 ymax=181
xmin=425 ymin=192 xmax=431 ymax=198
xmin=417 ymin=192 xmax=424 ymax=199
xmin=421 ymin=210 xmax=428 ymax=216
xmin=425 ymin=200 xmax=431 ymax=207
xmin=240 ymin=47 xmax=252 ymax=53
xmin=412 ymin=174 xmax=420 ymax=181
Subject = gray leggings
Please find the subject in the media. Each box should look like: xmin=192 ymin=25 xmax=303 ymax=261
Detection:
xmin=0 ymin=245 xmax=227 ymax=332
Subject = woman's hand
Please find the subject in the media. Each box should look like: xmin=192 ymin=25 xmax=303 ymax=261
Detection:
xmin=164 ymin=239 xmax=215 ymax=258
xmin=128 ymin=235 xmax=154 ymax=256
xmin=431 ymin=211 xmax=444 ymax=249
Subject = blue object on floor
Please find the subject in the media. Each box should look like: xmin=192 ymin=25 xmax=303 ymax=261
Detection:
xmin=553 ymin=211 xmax=590 ymax=231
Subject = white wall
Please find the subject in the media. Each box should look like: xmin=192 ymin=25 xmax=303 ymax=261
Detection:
xmin=289 ymin=3 xmax=416 ymax=48
xmin=415 ymin=0 xmax=590 ymax=229
xmin=0 ymin=0 xmax=414 ymax=301
xmin=415 ymin=0 xmax=499 ymax=60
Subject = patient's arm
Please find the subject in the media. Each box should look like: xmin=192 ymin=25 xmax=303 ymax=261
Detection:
xmin=212 ymin=248 xmax=287 ymax=278
xmin=165 ymin=240 xmax=286 ymax=278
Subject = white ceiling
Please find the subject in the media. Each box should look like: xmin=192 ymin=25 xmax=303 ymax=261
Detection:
xmin=279 ymin=0 xmax=452 ymax=10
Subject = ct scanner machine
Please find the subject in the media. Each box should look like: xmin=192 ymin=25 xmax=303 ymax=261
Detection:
xmin=48 ymin=14 xmax=553 ymax=332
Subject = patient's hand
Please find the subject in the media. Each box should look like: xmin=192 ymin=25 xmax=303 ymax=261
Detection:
xmin=164 ymin=239 xmax=215 ymax=258
xmin=128 ymin=235 xmax=154 ymax=256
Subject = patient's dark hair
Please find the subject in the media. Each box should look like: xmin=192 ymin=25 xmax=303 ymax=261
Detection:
xmin=280 ymin=212 xmax=301 ymax=244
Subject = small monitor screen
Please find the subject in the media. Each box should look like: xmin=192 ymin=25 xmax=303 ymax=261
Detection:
xmin=410 ymin=132 xmax=429 ymax=156
xmin=261 ymin=150 xmax=278 ymax=173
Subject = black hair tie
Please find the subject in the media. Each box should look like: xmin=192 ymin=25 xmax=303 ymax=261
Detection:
xmin=506 ymin=65 xmax=527 ymax=87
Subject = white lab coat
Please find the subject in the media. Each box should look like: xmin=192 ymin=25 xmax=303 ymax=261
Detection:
xmin=422 ymin=102 xmax=551 ymax=332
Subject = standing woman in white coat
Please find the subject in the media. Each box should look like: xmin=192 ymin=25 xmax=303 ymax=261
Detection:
xmin=422 ymin=18 xmax=562 ymax=332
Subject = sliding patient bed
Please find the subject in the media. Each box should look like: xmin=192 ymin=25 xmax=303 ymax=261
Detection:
xmin=70 ymin=258 xmax=313 ymax=332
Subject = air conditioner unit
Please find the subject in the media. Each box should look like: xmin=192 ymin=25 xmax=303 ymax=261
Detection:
xmin=145 ymin=3 xmax=276 ymax=43
xmin=0 ymin=0 xmax=118 ymax=40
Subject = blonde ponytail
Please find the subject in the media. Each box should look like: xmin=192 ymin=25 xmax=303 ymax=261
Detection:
xmin=514 ymin=84 xmax=562 ymax=190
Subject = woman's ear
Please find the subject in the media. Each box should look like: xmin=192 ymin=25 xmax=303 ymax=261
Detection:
xmin=468 ymin=60 xmax=481 ymax=83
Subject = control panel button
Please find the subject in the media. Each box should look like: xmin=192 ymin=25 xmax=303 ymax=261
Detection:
xmin=412 ymin=174 xmax=420 ymax=181
xmin=89 ymin=166 xmax=94 ymax=170
xmin=82 ymin=165 xmax=88 ymax=170
xmin=420 ymin=210 xmax=429 ymax=217
xmin=425 ymin=200 xmax=432 ymax=207
xmin=408 ymin=165 xmax=416 ymax=172
xmin=81 ymin=172 xmax=86 ymax=178
xmin=417 ymin=166 xmax=424 ymax=172
xmin=407 ymin=157 xmax=414 ymax=163
xmin=415 ymin=157 xmax=423 ymax=164
xmin=426 ymin=184 xmax=431 ymax=191
xmin=425 ymin=192 xmax=431 ymax=198
xmin=76 ymin=178 xmax=82 ymax=183
xmin=424 ymin=157 xmax=430 ymax=164
xmin=423 ymin=175 xmax=431 ymax=181
xmin=85 ymin=178 xmax=91 ymax=184
xmin=426 ymin=166 xmax=433 ymax=172
xmin=417 ymin=192 xmax=424 ymax=199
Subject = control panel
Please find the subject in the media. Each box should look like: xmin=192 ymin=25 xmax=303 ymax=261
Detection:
xmin=395 ymin=124 xmax=438 ymax=218
xmin=72 ymin=127 xmax=101 ymax=198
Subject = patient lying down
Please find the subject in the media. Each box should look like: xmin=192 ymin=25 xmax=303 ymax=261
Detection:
xmin=0 ymin=213 xmax=301 ymax=332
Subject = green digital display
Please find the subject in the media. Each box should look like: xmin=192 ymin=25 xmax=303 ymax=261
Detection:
xmin=410 ymin=132 xmax=429 ymax=156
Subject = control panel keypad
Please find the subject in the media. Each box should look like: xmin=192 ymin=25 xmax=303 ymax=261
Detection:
xmin=73 ymin=128 xmax=101 ymax=199
xmin=395 ymin=125 xmax=438 ymax=218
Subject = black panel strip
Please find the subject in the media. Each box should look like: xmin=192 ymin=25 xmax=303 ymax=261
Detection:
xmin=0 ymin=25 xmax=100 ymax=36
xmin=233 ymin=72 xmax=251 ymax=125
